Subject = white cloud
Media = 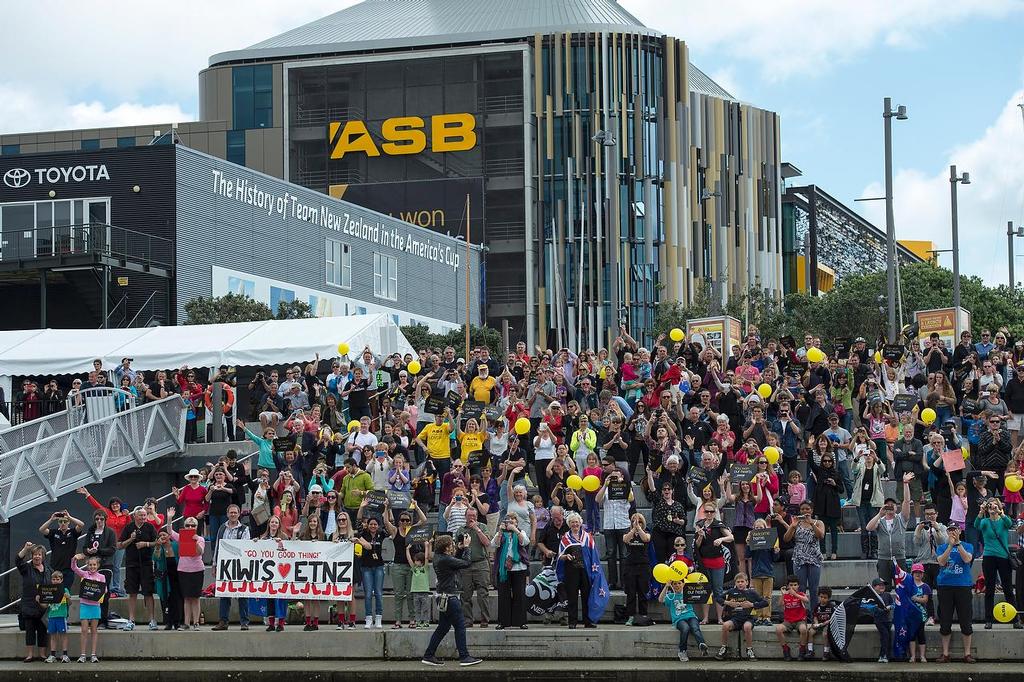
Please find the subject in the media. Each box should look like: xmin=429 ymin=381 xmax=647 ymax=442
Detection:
xmin=708 ymin=67 xmax=741 ymax=100
xmin=0 ymin=1 xmax=351 ymax=135
xmin=858 ymin=90 xmax=1024 ymax=287
xmin=622 ymin=0 xmax=1023 ymax=80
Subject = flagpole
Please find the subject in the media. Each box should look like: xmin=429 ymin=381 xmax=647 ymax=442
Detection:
xmin=465 ymin=193 xmax=471 ymax=360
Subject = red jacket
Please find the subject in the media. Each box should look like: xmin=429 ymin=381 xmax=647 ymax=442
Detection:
xmin=86 ymin=495 xmax=131 ymax=536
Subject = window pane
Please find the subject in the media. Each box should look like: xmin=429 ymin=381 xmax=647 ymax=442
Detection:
xmin=80 ymin=139 xmax=100 ymax=151
xmin=117 ymin=137 xmax=135 ymax=148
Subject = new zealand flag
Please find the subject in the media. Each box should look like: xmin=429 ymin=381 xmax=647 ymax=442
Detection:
xmin=556 ymin=529 xmax=610 ymax=623
xmin=891 ymin=560 xmax=924 ymax=660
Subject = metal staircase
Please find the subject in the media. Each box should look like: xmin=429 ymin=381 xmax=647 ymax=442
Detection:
xmin=0 ymin=388 xmax=186 ymax=521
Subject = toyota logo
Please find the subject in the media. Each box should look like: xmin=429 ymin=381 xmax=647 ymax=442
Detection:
xmin=3 ymin=168 xmax=30 ymax=188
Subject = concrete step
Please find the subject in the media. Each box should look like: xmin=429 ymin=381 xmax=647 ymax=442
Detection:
xmin=2 ymin=624 xmax=1019 ymax=661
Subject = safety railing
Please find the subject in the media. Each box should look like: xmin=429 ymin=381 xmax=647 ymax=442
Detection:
xmin=0 ymin=394 xmax=185 ymax=522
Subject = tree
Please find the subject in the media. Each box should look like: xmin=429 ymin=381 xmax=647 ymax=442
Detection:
xmin=399 ymin=324 xmax=502 ymax=357
xmin=652 ymin=264 xmax=1024 ymax=350
xmin=183 ymin=294 xmax=314 ymax=325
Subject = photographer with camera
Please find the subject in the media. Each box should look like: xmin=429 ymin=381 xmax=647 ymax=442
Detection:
xmin=420 ymin=534 xmax=483 ymax=667
xmin=974 ymin=498 xmax=1021 ymax=629
xmin=912 ymin=504 xmax=948 ymax=625
xmin=40 ymin=510 xmax=85 ymax=593
xmin=865 ymin=474 xmax=914 ymax=586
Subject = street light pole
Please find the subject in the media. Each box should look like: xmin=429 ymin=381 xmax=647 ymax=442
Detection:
xmin=882 ymin=98 xmax=907 ymax=343
xmin=1010 ymin=221 xmax=1024 ymax=292
xmin=949 ymin=165 xmax=970 ymax=311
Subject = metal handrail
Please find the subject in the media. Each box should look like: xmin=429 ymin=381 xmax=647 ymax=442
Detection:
xmin=1 ymin=222 xmax=174 ymax=271
xmin=102 ymin=295 xmax=128 ymax=329
xmin=126 ymin=290 xmax=160 ymax=328
xmin=0 ymin=395 xmax=185 ymax=522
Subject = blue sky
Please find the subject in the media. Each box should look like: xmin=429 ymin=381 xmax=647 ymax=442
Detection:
xmin=1 ymin=1 xmax=1022 ymax=284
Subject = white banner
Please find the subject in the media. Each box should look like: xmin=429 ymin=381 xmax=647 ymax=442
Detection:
xmin=214 ymin=539 xmax=354 ymax=601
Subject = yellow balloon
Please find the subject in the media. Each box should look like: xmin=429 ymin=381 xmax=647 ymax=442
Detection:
xmin=920 ymin=408 xmax=937 ymax=425
xmin=652 ymin=563 xmax=674 ymax=584
xmin=1006 ymin=475 xmax=1024 ymax=493
xmin=353 ymin=543 xmax=363 ymax=557
xmin=581 ymin=475 xmax=601 ymax=493
xmin=407 ymin=360 xmax=421 ymax=375
xmin=874 ymin=351 xmax=883 ymax=364
xmin=806 ymin=347 xmax=825 ymax=363
xmin=566 ymin=474 xmax=584 ymax=491
xmin=670 ymin=560 xmax=690 ymax=580
xmin=685 ymin=571 xmax=708 ymax=584
xmin=337 ymin=342 xmax=350 ymax=356
xmin=347 ymin=419 xmax=360 ymax=432
xmin=669 ymin=328 xmax=685 ymax=342
xmin=757 ymin=383 xmax=772 ymax=399
xmin=993 ymin=601 xmax=1018 ymax=623
xmin=598 ymin=368 xmax=606 ymax=380
xmin=514 ymin=417 xmax=531 ymax=435
xmin=763 ymin=446 xmax=780 ymax=466
xmin=962 ymin=446 xmax=970 ymax=460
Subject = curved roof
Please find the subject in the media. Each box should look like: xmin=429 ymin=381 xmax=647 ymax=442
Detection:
xmin=210 ymin=0 xmax=659 ymax=66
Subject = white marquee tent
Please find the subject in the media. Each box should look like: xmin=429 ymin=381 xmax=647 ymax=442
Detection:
xmin=0 ymin=314 xmax=414 ymax=389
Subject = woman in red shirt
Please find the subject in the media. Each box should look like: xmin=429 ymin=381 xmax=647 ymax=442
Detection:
xmin=172 ymin=470 xmax=208 ymax=534
xmin=77 ymin=486 xmax=131 ymax=597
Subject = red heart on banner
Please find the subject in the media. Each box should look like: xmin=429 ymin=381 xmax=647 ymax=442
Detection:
xmin=277 ymin=563 xmax=292 ymax=579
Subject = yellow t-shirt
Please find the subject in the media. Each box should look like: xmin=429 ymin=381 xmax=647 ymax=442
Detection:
xmin=469 ymin=375 xmax=496 ymax=403
xmin=418 ymin=423 xmax=452 ymax=460
xmin=458 ymin=431 xmax=486 ymax=463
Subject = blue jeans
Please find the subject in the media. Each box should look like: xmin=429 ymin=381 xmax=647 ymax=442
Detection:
xmin=707 ymin=566 xmax=726 ymax=605
xmin=208 ymin=514 xmax=227 ymax=554
xmin=837 ymin=459 xmax=854 ymax=499
xmin=796 ymin=564 xmax=821 ymax=617
xmin=437 ymin=503 xmax=449 ymax=533
xmin=264 ymin=599 xmax=287 ymax=620
xmin=675 ymin=617 xmax=706 ymax=651
xmin=111 ymin=548 xmax=126 ymax=595
xmin=424 ymin=595 xmax=470 ymax=660
xmin=362 ymin=566 xmax=384 ymax=617
xmin=219 ymin=597 xmax=248 ymax=626
xmin=584 ymin=493 xmax=601 ymax=532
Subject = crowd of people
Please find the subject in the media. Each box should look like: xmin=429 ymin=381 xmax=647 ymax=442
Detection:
xmin=12 ymin=325 xmax=1024 ymax=665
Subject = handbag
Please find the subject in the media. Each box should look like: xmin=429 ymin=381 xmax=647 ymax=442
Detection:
xmin=995 ymin=533 xmax=1020 ymax=570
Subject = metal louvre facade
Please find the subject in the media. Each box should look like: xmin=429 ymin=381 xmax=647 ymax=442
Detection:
xmin=528 ymin=32 xmax=782 ymax=349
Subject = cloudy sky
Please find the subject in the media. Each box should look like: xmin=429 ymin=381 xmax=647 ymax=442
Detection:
xmin=2 ymin=0 xmax=1022 ymax=286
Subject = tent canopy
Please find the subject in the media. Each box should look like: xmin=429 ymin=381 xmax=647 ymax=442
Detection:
xmin=0 ymin=314 xmax=414 ymax=378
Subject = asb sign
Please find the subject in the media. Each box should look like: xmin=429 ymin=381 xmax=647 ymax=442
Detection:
xmin=328 ymin=114 xmax=476 ymax=159
xmin=3 ymin=164 xmax=110 ymax=188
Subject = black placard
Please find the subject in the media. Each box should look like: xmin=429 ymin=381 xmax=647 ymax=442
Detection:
xmin=484 ymin=405 xmax=504 ymax=422
xmin=607 ymin=479 xmax=629 ymax=501
xmin=445 ymin=390 xmax=463 ymax=412
xmin=730 ymin=463 xmax=756 ymax=484
xmin=365 ymin=490 xmax=387 ymax=513
xmin=38 ymin=585 xmax=64 ymax=605
xmin=386 ymin=490 xmax=412 ymax=510
xmin=891 ymin=394 xmax=918 ymax=415
xmin=883 ymin=344 xmax=905 ymax=363
xmin=424 ymin=395 xmax=447 ymax=415
xmin=272 ymin=437 xmax=293 ymax=453
xmin=460 ymin=400 xmax=485 ymax=421
xmin=407 ymin=525 xmax=433 ymax=544
xmin=961 ymin=398 xmax=982 ymax=415
xmin=833 ymin=338 xmax=850 ymax=360
xmin=780 ymin=336 xmax=796 ymax=351
xmin=687 ymin=467 xmax=710 ymax=491
xmin=683 ymin=582 xmax=711 ymax=604
xmin=746 ymin=527 xmax=778 ymax=552
xmin=79 ymin=578 xmax=106 ymax=603
xmin=466 ymin=450 xmax=483 ymax=469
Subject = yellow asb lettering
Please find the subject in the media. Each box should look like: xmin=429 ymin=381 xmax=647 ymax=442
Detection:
xmin=329 ymin=120 xmax=380 ymax=159
xmin=329 ymin=114 xmax=476 ymax=159
xmin=380 ymin=116 xmax=427 ymax=156
xmin=431 ymin=113 xmax=477 ymax=152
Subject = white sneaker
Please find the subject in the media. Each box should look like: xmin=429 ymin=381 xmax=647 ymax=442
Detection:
xmin=121 ymin=620 xmax=135 ymax=631
xmin=373 ymin=615 xmax=383 ymax=629
xmin=364 ymin=616 xmax=373 ymax=629
xmin=60 ymin=655 xmax=71 ymax=663
xmin=45 ymin=655 xmax=56 ymax=663
xmin=149 ymin=620 xmax=158 ymax=630
xmin=78 ymin=655 xmax=87 ymax=663
xmin=678 ymin=651 xmax=689 ymax=662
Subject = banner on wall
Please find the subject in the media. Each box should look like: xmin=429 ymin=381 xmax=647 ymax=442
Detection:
xmin=214 ymin=539 xmax=354 ymax=601
xmin=914 ymin=307 xmax=971 ymax=352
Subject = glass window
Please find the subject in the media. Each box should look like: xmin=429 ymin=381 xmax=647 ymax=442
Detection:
xmin=1 ymin=144 xmax=19 ymax=155
xmin=80 ymin=139 xmax=100 ymax=151
xmin=373 ymin=252 xmax=398 ymax=300
xmin=326 ymin=238 xmax=352 ymax=288
xmin=226 ymin=130 xmax=246 ymax=166
xmin=233 ymin=64 xmax=273 ymax=130
xmin=117 ymin=137 xmax=135 ymax=148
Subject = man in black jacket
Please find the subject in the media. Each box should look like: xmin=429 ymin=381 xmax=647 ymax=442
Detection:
xmin=1004 ymin=365 xmax=1024 ymax=448
xmin=421 ymin=534 xmax=482 ymax=667
xmin=977 ymin=417 xmax=1013 ymax=495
